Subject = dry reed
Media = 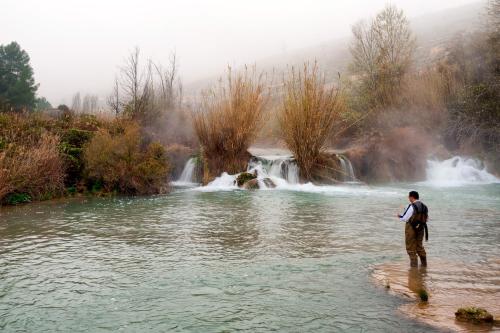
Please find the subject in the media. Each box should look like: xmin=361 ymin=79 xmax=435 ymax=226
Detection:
xmin=0 ymin=133 xmax=65 ymax=203
xmin=279 ymin=63 xmax=345 ymax=181
xmin=193 ymin=67 xmax=267 ymax=182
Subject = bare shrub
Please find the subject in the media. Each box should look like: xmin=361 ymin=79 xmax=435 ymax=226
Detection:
xmin=279 ymin=63 xmax=345 ymax=181
xmin=0 ymin=133 xmax=65 ymax=203
xmin=83 ymin=121 xmax=169 ymax=194
xmin=193 ymin=67 xmax=267 ymax=183
xmin=350 ymin=4 xmax=416 ymax=109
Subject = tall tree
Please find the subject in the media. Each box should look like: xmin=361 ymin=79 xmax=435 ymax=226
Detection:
xmin=350 ymin=5 xmax=415 ymax=108
xmin=0 ymin=42 xmax=38 ymax=111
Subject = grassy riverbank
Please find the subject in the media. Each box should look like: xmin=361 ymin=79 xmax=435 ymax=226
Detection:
xmin=0 ymin=111 xmax=172 ymax=205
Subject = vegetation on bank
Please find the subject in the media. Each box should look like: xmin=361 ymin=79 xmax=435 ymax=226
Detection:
xmin=0 ymin=112 xmax=171 ymax=205
xmin=0 ymin=44 xmax=188 ymax=205
xmin=191 ymin=2 xmax=498 ymax=183
xmin=1 ymin=2 xmax=498 ymax=199
xmin=342 ymin=2 xmax=500 ymax=181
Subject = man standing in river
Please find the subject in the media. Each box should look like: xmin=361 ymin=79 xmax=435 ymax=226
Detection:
xmin=398 ymin=191 xmax=428 ymax=267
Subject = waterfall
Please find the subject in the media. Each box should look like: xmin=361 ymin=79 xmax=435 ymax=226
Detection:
xmin=425 ymin=156 xmax=499 ymax=186
xmin=249 ymin=156 xmax=299 ymax=184
xmin=202 ymin=156 xmax=299 ymax=190
xmin=173 ymin=158 xmax=198 ymax=185
xmin=337 ymin=154 xmax=356 ymax=182
xmin=200 ymin=150 xmax=360 ymax=190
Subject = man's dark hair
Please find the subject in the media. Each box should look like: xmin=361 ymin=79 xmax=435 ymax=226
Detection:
xmin=409 ymin=191 xmax=419 ymax=199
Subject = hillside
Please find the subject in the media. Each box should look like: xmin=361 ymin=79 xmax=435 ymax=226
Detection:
xmin=185 ymin=1 xmax=485 ymax=93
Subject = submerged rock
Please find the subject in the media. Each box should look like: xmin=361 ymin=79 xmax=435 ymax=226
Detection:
xmin=455 ymin=307 xmax=494 ymax=324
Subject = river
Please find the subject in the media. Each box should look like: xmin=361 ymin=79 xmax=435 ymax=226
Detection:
xmin=0 ymin=158 xmax=499 ymax=332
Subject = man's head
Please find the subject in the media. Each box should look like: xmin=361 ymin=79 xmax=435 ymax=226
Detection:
xmin=409 ymin=191 xmax=419 ymax=203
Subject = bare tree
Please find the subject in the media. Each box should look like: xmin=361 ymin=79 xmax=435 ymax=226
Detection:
xmin=90 ymin=95 xmax=98 ymax=113
xmin=152 ymin=52 xmax=182 ymax=109
xmin=107 ymin=77 xmax=121 ymax=115
xmin=120 ymin=46 xmax=151 ymax=117
xmin=350 ymin=20 xmax=378 ymax=90
xmin=71 ymin=92 xmax=81 ymax=112
xmin=372 ymin=5 xmax=415 ymax=83
xmin=350 ymin=5 xmax=416 ymax=108
xmin=82 ymin=94 xmax=91 ymax=113
xmin=487 ymin=0 xmax=500 ymax=33
xmin=109 ymin=47 xmax=184 ymax=122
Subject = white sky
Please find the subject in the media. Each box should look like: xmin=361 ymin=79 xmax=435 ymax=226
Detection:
xmin=1 ymin=0 xmax=479 ymax=105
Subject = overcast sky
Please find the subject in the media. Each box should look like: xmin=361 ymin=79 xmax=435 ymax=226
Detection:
xmin=1 ymin=0 xmax=479 ymax=105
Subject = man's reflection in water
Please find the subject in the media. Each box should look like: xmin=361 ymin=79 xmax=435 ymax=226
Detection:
xmin=408 ymin=266 xmax=428 ymax=295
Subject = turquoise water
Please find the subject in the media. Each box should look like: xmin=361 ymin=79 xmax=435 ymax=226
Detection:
xmin=0 ymin=183 xmax=499 ymax=332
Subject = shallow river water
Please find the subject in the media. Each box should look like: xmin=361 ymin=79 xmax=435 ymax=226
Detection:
xmin=0 ymin=181 xmax=499 ymax=332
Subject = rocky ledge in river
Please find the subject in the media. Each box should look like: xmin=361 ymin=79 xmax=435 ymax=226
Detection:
xmin=455 ymin=307 xmax=496 ymax=324
xmin=236 ymin=172 xmax=276 ymax=189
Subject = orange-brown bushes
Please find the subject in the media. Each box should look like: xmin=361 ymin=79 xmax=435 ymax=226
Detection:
xmin=279 ymin=64 xmax=346 ymax=181
xmin=83 ymin=122 xmax=170 ymax=194
xmin=0 ymin=133 xmax=65 ymax=204
xmin=193 ymin=68 xmax=267 ymax=183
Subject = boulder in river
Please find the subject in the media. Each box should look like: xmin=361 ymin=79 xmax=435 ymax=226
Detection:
xmin=240 ymin=177 xmax=276 ymax=190
xmin=242 ymin=178 xmax=259 ymax=189
xmin=236 ymin=172 xmax=257 ymax=187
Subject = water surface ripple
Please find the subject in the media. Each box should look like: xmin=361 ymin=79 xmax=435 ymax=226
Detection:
xmin=0 ymin=183 xmax=499 ymax=332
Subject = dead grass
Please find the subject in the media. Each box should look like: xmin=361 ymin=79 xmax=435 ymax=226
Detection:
xmin=0 ymin=133 xmax=65 ymax=203
xmin=279 ymin=63 xmax=346 ymax=181
xmin=193 ymin=67 xmax=267 ymax=183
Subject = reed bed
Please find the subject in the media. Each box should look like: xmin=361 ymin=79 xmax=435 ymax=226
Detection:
xmin=279 ymin=64 xmax=345 ymax=181
xmin=193 ymin=68 xmax=267 ymax=182
xmin=0 ymin=133 xmax=65 ymax=203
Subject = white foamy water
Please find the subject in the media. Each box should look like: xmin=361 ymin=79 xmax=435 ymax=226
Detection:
xmin=337 ymin=154 xmax=356 ymax=182
xmin=196 ymin=155 xmax=396 ymax=196
xmin=172 ymin=158 xmax=199 ymax=187
xmin=425 ymin=156 xmax=499 ymax=187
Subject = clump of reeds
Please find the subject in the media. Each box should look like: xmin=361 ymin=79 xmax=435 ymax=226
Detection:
xmin=0 ymin=133 xmax=65 ymax=204
xmin=279 ymin=63 xmax=345 ymax=181
xmin=193 ymin=67 xmax=267 ymax=183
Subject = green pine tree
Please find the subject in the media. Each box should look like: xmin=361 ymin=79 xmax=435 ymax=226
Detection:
xmin=0 ymin=41 xmax=39 ymax=111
